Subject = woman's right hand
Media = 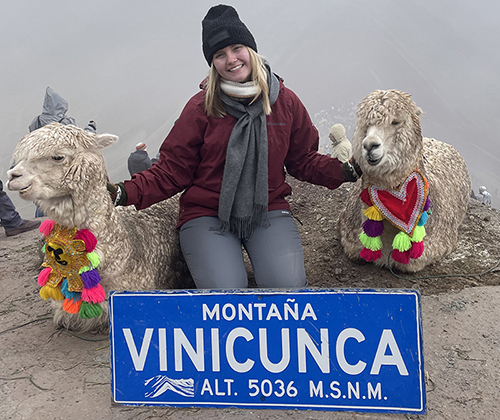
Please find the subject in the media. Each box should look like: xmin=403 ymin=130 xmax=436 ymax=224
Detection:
xmin=106 ymin=182 xmax=127 ymax=206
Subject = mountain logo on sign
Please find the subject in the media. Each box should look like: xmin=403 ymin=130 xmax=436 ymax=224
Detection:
xmin=144 ymin=376 xmax=195 ymax=398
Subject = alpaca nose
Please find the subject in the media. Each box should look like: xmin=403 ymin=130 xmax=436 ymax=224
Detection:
xmin=6 ymin=166 xmax=22 ymax=183
xmin=364 ymin=142 xmax=380 ymax=153
xmin=363 ymin=125 xmax=384 ymax=152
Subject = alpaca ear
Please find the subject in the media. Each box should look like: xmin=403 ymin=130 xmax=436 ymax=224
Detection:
xmin=92 ymin=134 xmax=118 ymax=151
xmin=415 ymin=107 xmax=423 ymax=117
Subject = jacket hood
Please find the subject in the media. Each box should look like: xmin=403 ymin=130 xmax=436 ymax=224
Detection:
xmin=29 ymin=86 xmax=76 ymax=132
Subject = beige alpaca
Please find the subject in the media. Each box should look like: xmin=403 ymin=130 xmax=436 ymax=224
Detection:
xmin=338 ymin=90 xmax=471 ymax=273
xmin=7 ymin=123 xmax=191 ymax=332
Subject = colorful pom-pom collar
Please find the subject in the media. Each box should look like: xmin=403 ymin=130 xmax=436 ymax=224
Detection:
xmin=37 ymin=220 xmax=105 ymax=319
xmin=359 ymin=170 xmax=431 ymax=265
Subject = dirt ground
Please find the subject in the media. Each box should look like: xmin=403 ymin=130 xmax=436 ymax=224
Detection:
xmin=1 ymin=178 xmax=500 ymax=419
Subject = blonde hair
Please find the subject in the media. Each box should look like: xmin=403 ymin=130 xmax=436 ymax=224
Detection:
xmin=204 ymin=47 xmax=271 ymax=118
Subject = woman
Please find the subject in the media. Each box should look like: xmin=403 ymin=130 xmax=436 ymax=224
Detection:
xmin=110 ymin=5 xmax=360 ymax=289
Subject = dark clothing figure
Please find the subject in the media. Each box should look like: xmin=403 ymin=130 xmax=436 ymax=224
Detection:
xmin=128 ymin=143 xmax=152 ymax=176
xmin=0 ymin=180 xmax=40 ymax=237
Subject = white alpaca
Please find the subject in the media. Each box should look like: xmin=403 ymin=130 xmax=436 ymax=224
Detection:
xmin=7 ymin=123 xmax=192 ymax=332
xmin=338 ymin=90 xmax=471 ymax=273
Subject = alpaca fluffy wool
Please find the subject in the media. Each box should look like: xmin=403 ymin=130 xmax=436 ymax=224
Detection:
xmin=338 ymin=89 xmax=471 ymax=273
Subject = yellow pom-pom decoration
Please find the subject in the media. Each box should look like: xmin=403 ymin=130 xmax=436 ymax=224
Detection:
xmin=363 ymin=206 xmax=384 ymax=221
xmin=39 ymin=285 xmax=65 ymax=301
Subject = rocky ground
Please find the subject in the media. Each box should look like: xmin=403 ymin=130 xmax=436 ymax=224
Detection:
xmin=287 ymin=178 xmax=500 ymax=295
xmin=1 ymin=177 xmax=499 ymax=419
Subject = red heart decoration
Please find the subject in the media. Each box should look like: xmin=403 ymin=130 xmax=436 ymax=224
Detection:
xmin=369 ymin=171 xmax=427 ymax=235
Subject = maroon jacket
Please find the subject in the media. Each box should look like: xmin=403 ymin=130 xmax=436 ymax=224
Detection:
xmin=124 ymin=79 xmax=346 ymax=228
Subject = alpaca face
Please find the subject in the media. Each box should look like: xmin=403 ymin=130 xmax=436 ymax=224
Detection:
xmin=7 ymin=122 xmax=118 ymax=203
xmin=352 ymin=90 xmax=423 ymax=187
xmin=8 ymin=137 xmax=77 ymax=201
xmin=361 ymin=124 xmax=393 ymax=166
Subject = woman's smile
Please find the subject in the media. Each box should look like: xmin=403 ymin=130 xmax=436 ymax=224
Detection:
xmin=213 ymin=44 xmax=252 ymax=83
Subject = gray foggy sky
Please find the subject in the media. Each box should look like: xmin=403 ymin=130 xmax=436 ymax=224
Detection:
xmin=2 ymin=0 xmax=499 ymax=217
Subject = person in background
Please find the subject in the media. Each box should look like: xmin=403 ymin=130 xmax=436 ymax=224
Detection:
xmin=0 ymin=180 xmax=40 ymax=237
xmin=128 ymin=142 xmax=152 ymax=176
xmin=108 ymin=4 xmax=361 ymax=289
xmin=329 ymin=123 xmax=352 ymax=163
xmin=477 ymin=186 xmax=492 ymax=206
xmin=29 ymin=87 xmax=96 ymax=133
xmin=29 ymin=86 xmax=76 ymax=132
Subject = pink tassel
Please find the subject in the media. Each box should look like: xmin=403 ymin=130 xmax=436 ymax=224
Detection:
xmin=392 ymin=249 xmax=410 ymax=264
xmin=38 ymin=267 xmax=52 ymax=286
xmin=360 ymin=248 xmax=383 ymax=262
xmin=359 ymin=189 xmax=372 ymax=206
xmin=81 ymin=284 xmax=105 ymax=304
xmin=75 ymin=229 xmax=97 ymax=252
xmin=362 ymin=219 xmax=384 ymax=237
xmin=39 ymin=220 xmax=55 ymax=236
xmin=409 ymin=241 xmax=424 ymax=259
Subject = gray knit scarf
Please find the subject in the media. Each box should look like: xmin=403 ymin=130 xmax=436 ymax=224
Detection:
xmin=217 ymin=64 xmax=280 ymax=239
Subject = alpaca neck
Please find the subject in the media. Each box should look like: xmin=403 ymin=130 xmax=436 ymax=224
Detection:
xmin=45 ymin=184 xmax=131 ymax=254
xmin=40 ymin=196 xmax=80 ymax=227
xmin=75 ymin=185 xmax=127 ymax=230
xmin=363 ymin=158 xmax=422 ymax=190
xmin=74 ymin=185 xmax=132 ymax=270
xmin=362 ymin=173 xmax=407 ymax=190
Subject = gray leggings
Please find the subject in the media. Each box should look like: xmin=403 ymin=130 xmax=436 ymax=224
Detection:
xmin=179 ymin=210 xmax=307 ymax=289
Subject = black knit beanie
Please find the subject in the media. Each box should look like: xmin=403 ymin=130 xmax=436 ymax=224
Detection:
xmin=202 ymin=5 xmax=257 ymax=65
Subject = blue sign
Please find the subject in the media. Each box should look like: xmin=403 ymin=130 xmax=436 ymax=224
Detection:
xmin=109 ymin=288 xmax=425 ymax=414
